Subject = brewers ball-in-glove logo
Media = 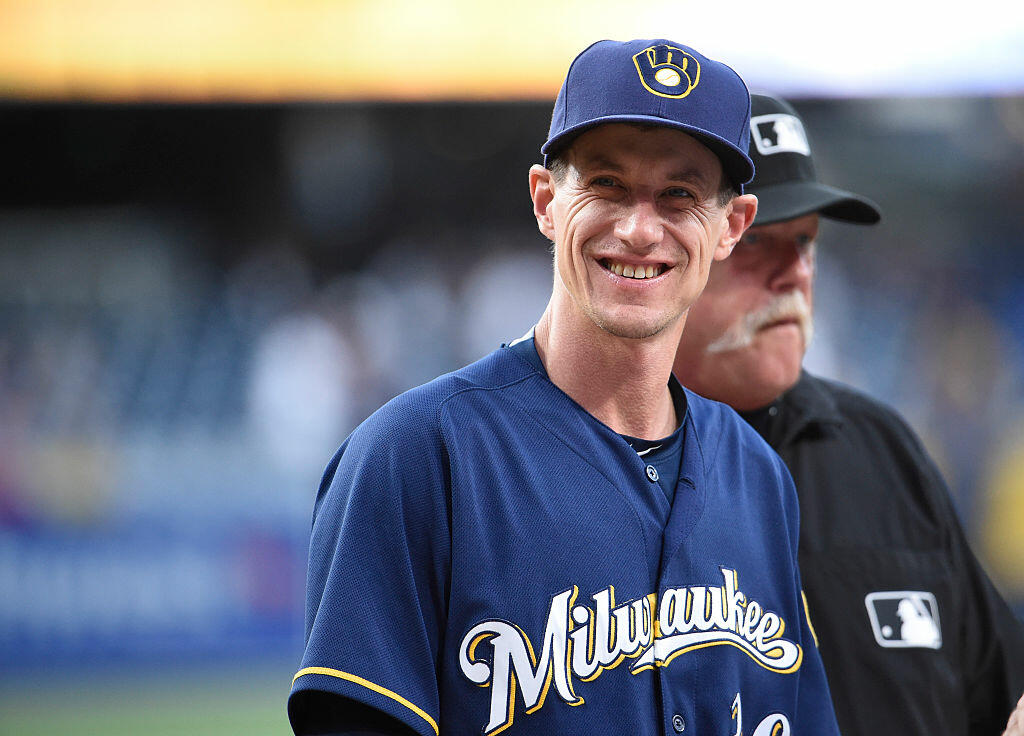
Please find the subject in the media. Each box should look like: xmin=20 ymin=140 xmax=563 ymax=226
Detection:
xmin=633 ymin=44 xmax=700 ymax=98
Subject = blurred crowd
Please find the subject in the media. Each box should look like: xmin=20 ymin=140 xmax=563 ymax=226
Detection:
xmin=1 ymin=96 xmax=1023 ymax=670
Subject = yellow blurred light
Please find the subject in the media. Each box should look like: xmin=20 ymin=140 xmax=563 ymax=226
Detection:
xmin=983 ymin=431 xmax=1024 ymax=595
xmin=0 ymin=0 xmax=681 ymax=101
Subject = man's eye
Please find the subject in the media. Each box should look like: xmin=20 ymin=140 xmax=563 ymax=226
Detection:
xmin=591 ymin=176 xmax=617 ymax=188
xmin=665 ymin=187 xmax=693 ymax=199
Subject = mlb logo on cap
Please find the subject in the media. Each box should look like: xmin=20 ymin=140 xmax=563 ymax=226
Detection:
xmin=751 ymin=113 xmax=811 ymax=157
xmin=745 ymin=93 xmax=882 ymax=225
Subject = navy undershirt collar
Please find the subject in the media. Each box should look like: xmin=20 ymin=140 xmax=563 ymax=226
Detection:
xmin=503 ymin=332 xmax=687 ymax=503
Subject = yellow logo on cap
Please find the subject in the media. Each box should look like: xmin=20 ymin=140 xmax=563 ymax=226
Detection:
xmin=633 ymin=44 xmax=700 ymax=99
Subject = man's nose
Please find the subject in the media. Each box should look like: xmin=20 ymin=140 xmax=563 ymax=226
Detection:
xmin=769 ymin=242 xmax=814 ymax=292
xmin=613 ymin=200 xmax=664 ymax=249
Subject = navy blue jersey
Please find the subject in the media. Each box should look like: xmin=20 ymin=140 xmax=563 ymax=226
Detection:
xmin=290 ymin=340 xmax=839 ymax=736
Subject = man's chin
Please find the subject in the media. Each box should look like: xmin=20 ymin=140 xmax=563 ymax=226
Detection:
xmin=683 ymin=347 xmax=802 ymax=411
xmin=752 ymin=322 xmax=808 ymax=360
xmin=753 ymin=354 xmax=803 ymax=396
xmin=725 ymin=370 xmax=801 ymax=411
xmin=730 ymin=344 xmax=804 ymax=406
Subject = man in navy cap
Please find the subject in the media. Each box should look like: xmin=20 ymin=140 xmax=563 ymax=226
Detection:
xmin=289 ymin=43 xmax=840 ymax=735
xmin=674 ymin=92 xmax=1024 ymax=736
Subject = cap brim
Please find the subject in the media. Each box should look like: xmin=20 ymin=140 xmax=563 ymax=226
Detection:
xmin=542 ymin=115 xmax=754 ymax=191
xmin=751 ymin=180 xmax=881 ymax=226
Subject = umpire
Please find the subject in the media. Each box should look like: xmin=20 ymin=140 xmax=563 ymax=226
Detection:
xmin=673 ymin=93 xmax=1024 ymax=735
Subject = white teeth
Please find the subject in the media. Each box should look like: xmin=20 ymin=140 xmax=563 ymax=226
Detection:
xmin=605 ymin=260 xmax=663 ymax=279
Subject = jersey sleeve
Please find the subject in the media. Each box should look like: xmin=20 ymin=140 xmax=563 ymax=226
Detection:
xmin=955 ymin=517 xmax=1024 ymax=734
xmin=793 ymin=583 xmax=841 ymax=733
xmin=924 ymin=454 xmax=1024 ymax=731
xmin=727 ymin=413 xmax=841 ymax=734
xmin=774 ymin=453 xmax=842 ymax=735
xmin=890 ymin=410 xmax=1024 ymax=731
xmin=289 ymin=403 xmax=452 ymax=736
xmin=879 ymin=406 xmax=1024 ymax=731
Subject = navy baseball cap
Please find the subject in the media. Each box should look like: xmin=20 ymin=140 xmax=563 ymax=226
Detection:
xmin=542 ymin=39 xmax=755 ymax=192
xmin=747 ymin=93 xmax=881 ymax=225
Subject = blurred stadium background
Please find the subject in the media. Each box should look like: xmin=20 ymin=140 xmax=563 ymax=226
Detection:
xmin=1 ymin=1 xmax=1023 ymax=733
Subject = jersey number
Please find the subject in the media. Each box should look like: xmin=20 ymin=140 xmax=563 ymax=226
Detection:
xmin=732 ymin=692 xmax=791 ymax=736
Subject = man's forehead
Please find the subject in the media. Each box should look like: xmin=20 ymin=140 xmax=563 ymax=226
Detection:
xmin=748 ymin=212 xmax=820 ymax=236
xmin=567 ymin=123 xmax=722 ymax=180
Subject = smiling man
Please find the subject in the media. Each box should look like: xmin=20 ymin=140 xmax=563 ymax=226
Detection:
xmin=674 ymin=93 xmax=1024 ymax=736
xmin=288 ymin=43 xmax=840 ymax=736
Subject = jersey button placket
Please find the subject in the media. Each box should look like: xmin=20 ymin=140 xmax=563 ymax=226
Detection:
xmin=645 ymin=464 xmax=659 ymax=482
xmin=671 ymin=713 xmax=686 ymax=732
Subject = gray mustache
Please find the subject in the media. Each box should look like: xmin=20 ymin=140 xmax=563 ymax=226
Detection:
xmin=705 ymin=291 xmax=813 ymax=354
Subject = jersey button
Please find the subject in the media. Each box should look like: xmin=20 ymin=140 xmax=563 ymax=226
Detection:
xmin=671 ymin=714 xmax=686 ymax=732
xmin=645 ymin=464 xmax=659 ymax=482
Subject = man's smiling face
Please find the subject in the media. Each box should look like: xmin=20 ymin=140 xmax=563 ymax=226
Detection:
xmin=535 ymin=123 xmax=743 ymax=341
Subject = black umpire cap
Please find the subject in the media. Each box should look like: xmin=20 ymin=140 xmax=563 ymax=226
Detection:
xmin=747 ymin=93 xmax=881 ymax=226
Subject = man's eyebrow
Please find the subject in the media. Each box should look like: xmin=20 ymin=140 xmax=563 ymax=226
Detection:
xmin=666 ymin=167 xmax=713 ymax=185
xmin=575 ymin=155 xmax=625 ymax=173
xmin=575 ymin=156 xmax=713 ymax=185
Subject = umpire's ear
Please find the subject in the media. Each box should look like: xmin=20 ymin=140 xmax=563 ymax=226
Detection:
xmin=529 ymin=164 xmax=557 ymax=242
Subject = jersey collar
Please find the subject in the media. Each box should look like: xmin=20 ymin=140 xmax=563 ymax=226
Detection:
xmin=740 ymin=370 xmax=843 ymax=448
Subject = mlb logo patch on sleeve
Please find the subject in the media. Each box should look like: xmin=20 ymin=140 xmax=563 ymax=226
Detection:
xmin=864 ymin=591 xmax=942 ymax=649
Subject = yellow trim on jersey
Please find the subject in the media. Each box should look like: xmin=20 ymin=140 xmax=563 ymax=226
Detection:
xmin=292 ymin=666 xmax=439 ymax=736
xmin=630 ymin=637 xmax=804 ymax=676
xmin=802 ymin=591 xmax=820 ymax=648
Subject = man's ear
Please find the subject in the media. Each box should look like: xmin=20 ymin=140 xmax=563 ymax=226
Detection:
xmin=529 ymin=164 xmax=557 ymax=241
xmin=713 ymin=193 xmax=758 ymax=261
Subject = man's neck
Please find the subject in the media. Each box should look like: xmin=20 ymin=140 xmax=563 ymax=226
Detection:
xmin=533 ymin=305 xmax=683 ymax=440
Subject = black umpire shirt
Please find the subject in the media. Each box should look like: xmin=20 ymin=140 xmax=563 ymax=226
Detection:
xmin=741 ymin=371 xmax=1024 ymax=736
